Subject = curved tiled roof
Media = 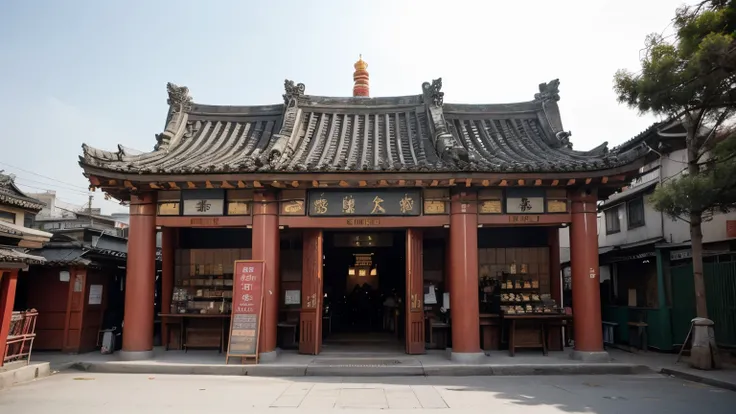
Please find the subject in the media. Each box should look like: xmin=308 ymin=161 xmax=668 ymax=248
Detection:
xmin=80 ymin=79 xmax=648 ymax=176
xmin=0 ymin=172 xmax=45 ymax=211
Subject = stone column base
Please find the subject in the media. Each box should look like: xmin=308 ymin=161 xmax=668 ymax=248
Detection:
xmin=119 ymin=350 xmax=154 ymax=361
xmin=259 ymin=349 xmax=280 ymax=363
xmin=570 ymin=350 xmax=610 ymax=362
xmin=450 ymin=351 xmax=487 ymax=364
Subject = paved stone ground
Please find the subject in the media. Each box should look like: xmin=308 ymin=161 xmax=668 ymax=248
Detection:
xmin=0 ymin=372 xmax=734 ymax=413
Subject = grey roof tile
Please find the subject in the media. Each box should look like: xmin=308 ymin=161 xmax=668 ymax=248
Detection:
xmin=79 ymin=80 xmax=649 ymax=175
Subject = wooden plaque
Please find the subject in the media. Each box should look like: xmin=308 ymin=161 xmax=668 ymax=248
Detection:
xmin=226 ymin=260 xmax=265 ymax=364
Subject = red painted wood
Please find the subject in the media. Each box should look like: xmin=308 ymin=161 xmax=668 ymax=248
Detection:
xmin=252 ymin=191 xmax=280 ymax=355
xmin=160 ymin=227 xmax=175 ymax=347
xmin=299 ymin=229 xmax=323 ymax=355
xmin=123 ymin=193 xmax=157 ymax=353
xmin=0 ymin=270 xmax=18 ymax=366
xmin=449 ymin=191 xmax=481 ymax=353
xmin=569 ymin=190 xmax=604 ymax=352
xmin=405 ymin=229 xmax=425 ymax=355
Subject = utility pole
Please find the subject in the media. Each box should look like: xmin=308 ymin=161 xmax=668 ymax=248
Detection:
xmin=88 ymin=194 xmax=93 ymax=227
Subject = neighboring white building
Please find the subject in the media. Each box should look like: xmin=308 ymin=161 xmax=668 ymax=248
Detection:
xmin=26 ymin=191 xmax=129 ymax=237
xmin=558 ymin=121 xmax=736 ymax=351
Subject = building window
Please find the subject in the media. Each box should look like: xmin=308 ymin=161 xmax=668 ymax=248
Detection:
xmin=23 ymin=214 xmax=34 ymax=228
xmin=605 ymin=207 xmax=620 ymax=234
xmin=627 ymin=197 xmax=645 ymax=229
xmin=0 ymin=211 xmax=15 ymax=224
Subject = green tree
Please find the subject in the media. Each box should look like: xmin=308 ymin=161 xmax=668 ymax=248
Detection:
xmin=614 ymin=0 xmax=736 ymax=322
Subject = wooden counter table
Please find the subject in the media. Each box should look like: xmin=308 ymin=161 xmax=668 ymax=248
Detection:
xmin=504 ymin=314 xmax=573 ymax=356
xmin=479 ymin=314 xmax=501 ymax=351
xmin=159 ymin=313 xmax=230 ymax=353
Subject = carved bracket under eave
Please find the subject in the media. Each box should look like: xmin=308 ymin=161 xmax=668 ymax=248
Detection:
xmin=156 ymin=82 xmax=193 ymax=151
xmin=421 ymin=78 xmax=473 ymax=165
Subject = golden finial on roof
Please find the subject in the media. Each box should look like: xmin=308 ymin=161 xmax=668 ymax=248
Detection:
xmin=353 ymin=54 xmax=370 ymax=97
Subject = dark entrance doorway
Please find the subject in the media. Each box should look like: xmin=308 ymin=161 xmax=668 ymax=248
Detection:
xmin=321 ymin=230 xmax=406 ymax=352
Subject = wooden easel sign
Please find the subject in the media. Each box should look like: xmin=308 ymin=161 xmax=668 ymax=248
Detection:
xmin=226 ymin=260 xmax=265 ymax=364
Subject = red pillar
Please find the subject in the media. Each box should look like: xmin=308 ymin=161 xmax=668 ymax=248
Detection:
xmin=569 ymin=189 xmax=607 ymax=360
xmin=121 ymin=193 xmax=157 ymax=359
xmin=548 ymin=228 xmax=562 ymax=303
xmin=0 ymin=270 xmax=19 ymax=366
xmin=449 ymin=191 xmax=483 ymax=361
xmin=252 ymin=191 xmax=279 ymax=360
xmin=160 ymin=227 xmax=175 ymax=347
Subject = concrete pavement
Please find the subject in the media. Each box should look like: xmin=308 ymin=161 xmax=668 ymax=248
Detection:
xmin=1 ymin=372 xmax=734 ymax=413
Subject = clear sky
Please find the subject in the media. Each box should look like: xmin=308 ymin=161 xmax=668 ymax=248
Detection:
xmin=0 ymin=0 xmax=693 ymax=214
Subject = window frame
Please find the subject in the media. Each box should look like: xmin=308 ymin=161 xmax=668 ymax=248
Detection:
xmin=0 ymin=210 xmax=15 ymax=224
xmin=604 ymin=205 xmax=621 ymax=234
xmin=627 ymin=197 xmax=646 ymax=229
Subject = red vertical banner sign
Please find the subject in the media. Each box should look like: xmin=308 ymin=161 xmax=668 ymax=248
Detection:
xmin=226 ymin=260 xmax=265 ymax=364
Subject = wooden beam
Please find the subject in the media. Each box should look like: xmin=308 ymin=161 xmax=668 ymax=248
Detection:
xmin=271 ymin=181 xmax=283 ymax=188
xmin=149 ymin=182 xmax=161 ymax=189
xmin=416 ymin=180 xmax=423 ymax=187
xmin=124 ymin=180 xmax=135 ymax=189
xmin=339 ymin=180 xmax=349 ymax=187
xmin=601 ymin=176 xmax=609 ymax=184
xmin=291 ymin=181 xmax=300 ymax=188
xmin=398 ymin=179 xmax=406 ymax=186
xmin=168 ymin=182 xmax=180 ymax=190
xmin=221 ymin=181 xmax=234 ymax=189
xmin=359 ymin=180 xmax=367 ymax=187
xmin=448 ymin=178 xmax=456 ymax=186
xmin=518 ymin=179 xmax=525 ymax=186
xmin=379 ymin=180 xmax=389 ymax=187
xmin=482 ymin=179 xmax=490 ymax=186
xmin=611 ymin=174 xmax=626 ymax=181
xmin=566 ymin=179 xmax=576 ymax=186
xmin=499 ymin=180 xmax=508 ymax=186
xmin=430 ymin=180 xmax=439 ymax=187
xmin=89 ymin=176 xmax=101 ymax=186
xmin=254 ymin=181 xmax=263 ymax=188
xmin=551 ymin=179 xmax=559 ymax=186
xmin=186 ymin=182 xmax=196 ymax=189
xmin=534 ymin=179 xmax=542 ymax=186
xmin=107 ymin=179 xmax=117 ymax=186
xmin=312 ymin=180 xmax=319 ymax=188
xmin=205 ymin=180 xmax=215 ymax=189
xmin=237 ymin=181 xmax=247 ymax=189
xmin=466 ymin=178 xmax=473 ymax=187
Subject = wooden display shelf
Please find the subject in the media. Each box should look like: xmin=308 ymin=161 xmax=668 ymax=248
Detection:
xmin=159 ymin=313 xmax=230 ymax=353
xmin=504 ymin=314 xmax=572 ymax=356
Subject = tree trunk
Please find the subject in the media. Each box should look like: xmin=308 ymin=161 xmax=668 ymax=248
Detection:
xmin=689 ymin=212 xmax=708 ymax=318
xmin=686 ymin=124 xmax=708 ymax=318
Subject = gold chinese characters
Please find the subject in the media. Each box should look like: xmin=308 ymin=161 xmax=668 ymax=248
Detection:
xmin=312 ymin=194 xmax=328 ymax=214
xmin=399 ymin=194 xmax=414 ymax=214
xmin=371 ymin=196 xmax=386 ymax=214
xmin=342 ymin=195 xmax=356 ymax=214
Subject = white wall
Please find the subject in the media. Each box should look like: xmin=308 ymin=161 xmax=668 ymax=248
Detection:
xmin=599 ymin=202 xmax=664 ymax=247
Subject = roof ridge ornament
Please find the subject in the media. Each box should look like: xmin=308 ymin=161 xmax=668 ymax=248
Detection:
xmin=166 ymin=82 xmax=193 ymax=111
xmin=534 ymin=79 xmax=560 ymax=102
xmin=422 ymin=78 xmax=444 ymax=107
xmin=157 ymin=82 xmax=193 ymax=151
xmin=283 ymin=79 xmax=305 ymax=106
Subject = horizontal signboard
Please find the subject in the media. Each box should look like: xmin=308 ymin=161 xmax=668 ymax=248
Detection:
xmin=308 ymin=190 xmax=421 ymax=216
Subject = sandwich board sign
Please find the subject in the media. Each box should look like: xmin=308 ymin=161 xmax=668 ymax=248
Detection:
xmin=226 ymin=260 xmax=265 ymax=364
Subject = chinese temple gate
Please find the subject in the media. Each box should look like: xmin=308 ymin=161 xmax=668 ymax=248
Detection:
xmin=79 ymin=58 xmax=649 ymax=362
